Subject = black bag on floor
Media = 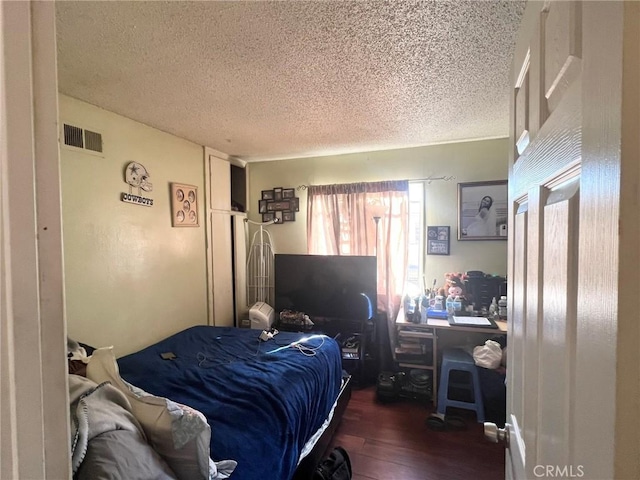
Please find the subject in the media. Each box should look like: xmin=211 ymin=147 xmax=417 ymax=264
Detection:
xmin=313 ymin=446 xmax=352 ymax=480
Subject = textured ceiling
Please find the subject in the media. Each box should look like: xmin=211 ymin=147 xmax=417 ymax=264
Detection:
xmin=55 ymin=1 xmax=525 ymax=162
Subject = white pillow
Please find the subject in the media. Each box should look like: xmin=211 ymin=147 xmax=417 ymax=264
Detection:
xmin=86 ymin=347 xmax=214 ymax=480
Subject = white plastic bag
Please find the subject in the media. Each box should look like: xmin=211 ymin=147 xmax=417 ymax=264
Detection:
xmin=473 ymin=339 xmax=503 ymax=369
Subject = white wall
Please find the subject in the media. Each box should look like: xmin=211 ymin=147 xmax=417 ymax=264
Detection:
xmin=247 ymin=138 xmax=509 ymax=285
xmin=59 ymin=95 xmax=208 ymax=356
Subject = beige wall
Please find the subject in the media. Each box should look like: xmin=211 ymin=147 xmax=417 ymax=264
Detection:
xmin=248 ymin=138 xmax=508 ymax=285
xmin=59 ymin=95 xmax=208 ymax=356
xmin=58 ymin=98 xmax=507 ymax=356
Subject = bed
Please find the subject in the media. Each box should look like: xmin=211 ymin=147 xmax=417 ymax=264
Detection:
xmin=98 ymin=325 xmax=349 ymax=480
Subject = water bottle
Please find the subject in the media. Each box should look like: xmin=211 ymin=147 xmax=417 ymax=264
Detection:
xmin=434 ymin=295 xmax=444 ymax=310
xmin=498 ymin=295 xmax=507 ymax=319
xmin=489 ymin=297 xmax=498 ymax=317
xmin=453 ymin=295 xmax=463 ymax=313
xmin=446 ymin=295 xmax=455 ymax=316
xmin=403 ymin=294 xmax=415 ymax=319
xmin=419 ymin=294 xmax=429 ymax=324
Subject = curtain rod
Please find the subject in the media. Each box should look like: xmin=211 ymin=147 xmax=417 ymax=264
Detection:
xmin=296 ymin=175 xmax=455 ymax=190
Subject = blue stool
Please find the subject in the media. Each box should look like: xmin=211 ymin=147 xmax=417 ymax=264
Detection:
xmin=437 ymin=348 xmax=485 ymax=422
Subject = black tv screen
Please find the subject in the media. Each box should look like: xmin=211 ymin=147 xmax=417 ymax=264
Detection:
xmin=274 ymin=254 xmax=377 ymax=321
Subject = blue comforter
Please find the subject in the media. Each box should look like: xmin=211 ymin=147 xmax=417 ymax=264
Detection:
xmin=117 ymin=326 xmax=343 ymax=480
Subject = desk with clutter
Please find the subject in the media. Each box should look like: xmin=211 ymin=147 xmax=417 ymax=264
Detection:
xmin=389 ymin=271 xmax=508 ymax=427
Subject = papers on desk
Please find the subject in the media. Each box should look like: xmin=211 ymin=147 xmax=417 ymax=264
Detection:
xmin=449 ymin=316 xmax=498 ymax=328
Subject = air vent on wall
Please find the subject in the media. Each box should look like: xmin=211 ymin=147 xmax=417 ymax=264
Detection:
xmin=62 ymin=123 xmax=103 ymax=154
xmin=84 ymin=129 xmax=103 ymax=152
xmin=63 ymin=123 xmax=83 ymax=148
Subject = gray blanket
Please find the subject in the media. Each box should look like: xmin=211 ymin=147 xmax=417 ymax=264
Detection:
xmin=69 ymin=375 xmax=177 ymax=479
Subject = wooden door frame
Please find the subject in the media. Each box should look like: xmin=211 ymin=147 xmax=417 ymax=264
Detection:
xmin=0 ymin=2 xmax=69 ymax=478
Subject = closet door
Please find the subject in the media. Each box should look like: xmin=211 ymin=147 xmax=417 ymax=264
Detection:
xmin=232 ymin=213 xmax=249 ymax=324
xmin=210 ymin=211 xmax=234 ymax=327
xmin=205 ymin=150 xmax=233 ymax=327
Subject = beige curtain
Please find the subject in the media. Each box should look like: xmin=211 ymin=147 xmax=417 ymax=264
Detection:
xmin=307 ymin=181 xmax=409 ymax=358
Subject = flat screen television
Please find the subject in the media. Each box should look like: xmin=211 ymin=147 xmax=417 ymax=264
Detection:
xmin=274 ymin=254 xmax=377 ymax=322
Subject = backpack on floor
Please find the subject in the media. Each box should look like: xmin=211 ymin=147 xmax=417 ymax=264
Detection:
xmin=313 ymin=446 xmax=352 ymax=480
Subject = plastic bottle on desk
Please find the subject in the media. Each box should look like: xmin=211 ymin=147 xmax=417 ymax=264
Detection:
xmin=419 ymin=294 xmax=429 ymax=324
xmin=403 ymin=294 xmax=415 ymax=320
xmin=489 ymin=297 xmax=498 ymax=318
xmin=498 ymin=295 xmax=507 ymax=319
xmin=434 ymin=295 xmax=444 ymax=311
xmin=453 ymin=295 xmax=463 ymax=313
xmin=446 ymin=294 xmax=455 ymax=316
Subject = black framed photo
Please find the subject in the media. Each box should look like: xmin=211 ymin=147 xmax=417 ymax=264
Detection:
xmin=274 ymin=211 xmax=283 ymax=223
xmin=427 ymin=226 xmax=450 ymax=255
xmin=282 ymin=211 xmax=295 ymax=222
xmin=258 ymin=200 xmax=268 ymax=213
xmin=262 ymin=212 xmax=274 ymax=222
xmin=261 ymin=190 xmax=274 ymax=200
xmin=273 ymin=187 xmax=283 ymax=201
xmin=267 ymin=200 xmax=291 ymax=211
xmin=458 ymin=180 xmax=508 ymax=240
xmin=291 ymin=197 xmax=299 ymax=212
xmin=282 ymin=188 xmax=295 ymax=199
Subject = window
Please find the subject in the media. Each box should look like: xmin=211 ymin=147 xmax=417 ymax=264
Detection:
xmin=405 ymin=181 xmax=424 ymax=297
xmin=306 ymin=181 xmax=409 ymax=318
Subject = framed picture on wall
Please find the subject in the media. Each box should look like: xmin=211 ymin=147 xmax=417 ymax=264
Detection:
xmin=267 ymin=200 xmax=291 ymax=211
xmin=427 ymin=226 xmax=450 ymax=255
xmin=171 ymin=183 xmax=199 ymax=227
xmin=457 ymin=180 xmax=508 ymax=240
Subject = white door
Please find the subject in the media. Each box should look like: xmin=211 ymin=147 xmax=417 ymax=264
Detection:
xmin=505 ymin=2 xmax=638 ymax=479
xmin=205 ymin=149 xmax=234 ymax=326
xmin=210 ymin=211 xmax=234 ymax=326
xmin=232 ymin=213 xmax=249 ymax=323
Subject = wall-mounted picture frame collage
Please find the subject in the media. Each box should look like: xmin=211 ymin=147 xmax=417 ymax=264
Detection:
xmin=170 ymin=183 xmax=199 ymax=227
xmin=260 ymin=187 xmax=299 ymax=223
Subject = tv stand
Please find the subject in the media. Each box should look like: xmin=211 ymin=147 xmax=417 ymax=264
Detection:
xmin=278 ymin=314 xmax=377 ymax=385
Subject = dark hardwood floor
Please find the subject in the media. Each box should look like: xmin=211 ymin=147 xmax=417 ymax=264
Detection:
xmin=327 ymin=385 xmax=505 ymax=480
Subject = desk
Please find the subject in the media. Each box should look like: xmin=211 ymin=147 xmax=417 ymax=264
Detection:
xmin=395 ymin=307 xmax=507 ymax=406
xmin=426 ymin=317 xmax=507 ymax=333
